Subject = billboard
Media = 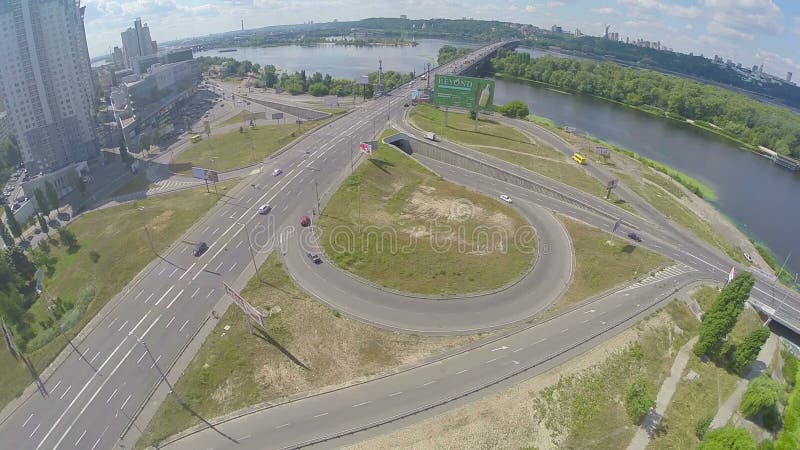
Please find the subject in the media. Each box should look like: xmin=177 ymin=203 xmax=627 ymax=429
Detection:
xmin=271 ymin=112 xmax=284 ymax=120
xmin=360 ymin=141 xmax=377 ymax=154
xmin=433 ymin=75 xmax=495 ymax=111
xmin=224 ymin=282 xmax=265 ymax=327
xmin=191 ymin=167 xmax=219 ymax=182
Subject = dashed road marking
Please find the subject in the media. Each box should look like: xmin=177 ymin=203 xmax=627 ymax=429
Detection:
xmin=351 ymin=401 xmax=371 ymax=408
xmin=388 ymin=391 xmax=403 ymax=397
xmin=313 ymin=412 xmax=328 ymax=418
xmin=22 ymin=413 xmax=34 ymax=428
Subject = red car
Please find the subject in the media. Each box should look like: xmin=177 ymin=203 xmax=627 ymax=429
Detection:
xmin=300 ymin=215 xmax=311 ymax=227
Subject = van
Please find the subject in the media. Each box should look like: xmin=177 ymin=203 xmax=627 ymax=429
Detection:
xmin=425 ymin=132 xmax=437 ymax=142
xmin=191 ymin=134 xmax=202 ymax=143
xmin=572 ymin=152 xmax=586 ymax=165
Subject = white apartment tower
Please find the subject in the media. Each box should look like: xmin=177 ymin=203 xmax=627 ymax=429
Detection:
xmin=0 ymin=0 xmax=98 ymax=174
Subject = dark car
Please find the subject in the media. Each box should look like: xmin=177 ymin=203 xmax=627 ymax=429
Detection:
xmin=193 ymin=241 xmax=209 ymax=256
xmin=627 ymin=232 xmax=642 ymax=242
xmin=307 ymin=252 xmax=322 ymax=264
xmin=300 ymin=215 xmax=311 ymax=227
xmin=403 ymin=103 xmax=409 ymax=107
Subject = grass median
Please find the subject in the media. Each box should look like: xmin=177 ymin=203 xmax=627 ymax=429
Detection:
xmin=0 ymin=182 xmax=237 ymax=410
xmin=409 ymin=104 xmax=620 ymax=204
xmin=170 ymin=118 xmax=329 ymax=175
xmin=317 ymin=129 xmax=536 ymax=296
xmin=135 ymin=253 xmax=477 ymax=449
xmin=549 ymin=216 xmax=669 ymax=313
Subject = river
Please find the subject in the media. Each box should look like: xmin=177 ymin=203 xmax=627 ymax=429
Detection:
xmin=196 ymin=42 xmax=799 ymax=277
xmin=195 ymin=39 xmax=477 ymax=80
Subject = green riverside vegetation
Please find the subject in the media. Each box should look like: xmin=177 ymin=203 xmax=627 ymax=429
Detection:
xmin=693 ymin=272 xmax=755 ymax=359
xmin=491 ymin=50 xmax=800 ymax=158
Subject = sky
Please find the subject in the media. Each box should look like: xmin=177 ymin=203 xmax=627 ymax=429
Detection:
xmin=82 ymin=0 xmax=800 ymax=79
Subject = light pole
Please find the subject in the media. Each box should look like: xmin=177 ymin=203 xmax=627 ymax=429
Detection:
xmin=46 ymin=301 xmax=98 ymax=374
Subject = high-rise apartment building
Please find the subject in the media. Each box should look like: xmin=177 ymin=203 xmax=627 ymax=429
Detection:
xmin=121 ymin=18 xmax=155 ymax=69
xmin=0 ymin=0 xmax=98 ymax=174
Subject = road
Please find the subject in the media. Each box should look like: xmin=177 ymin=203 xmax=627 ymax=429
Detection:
xmin=0 ymin=40 xmax=797 ymax=450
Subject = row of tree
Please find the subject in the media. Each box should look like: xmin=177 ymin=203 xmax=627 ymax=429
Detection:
xmin=490 ymin=50 xmax=800 ymax=157
xmin=437 ymin=45 xmax=471 ymax=65
xmin=522 ymin=32 xmax=800 ymax=110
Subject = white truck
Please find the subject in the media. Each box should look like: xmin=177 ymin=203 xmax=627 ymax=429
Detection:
xmin=424 ymin=132 xmax=437 ymax=142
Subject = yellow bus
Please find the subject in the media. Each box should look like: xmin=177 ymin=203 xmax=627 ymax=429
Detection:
xmin=191 ymin=134 xmax=202 ymax=143
xmin=572 ymin=152 xmax=586 ymax=165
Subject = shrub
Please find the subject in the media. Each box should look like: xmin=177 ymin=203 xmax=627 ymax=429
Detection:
xmin=625 ymin=376 xmax=655 ymax=424
xmin=696 ymin=415 xmax=713 ymax=439
xmin=732 ymin=327 xmax=770 ymax=374
xmin=740 ymin=375 xmax=783 ymax=417
xmin=698 ymin=426 xmax=756 ymax=450
xmin=88 ymin=250 xmax=100 ymax=263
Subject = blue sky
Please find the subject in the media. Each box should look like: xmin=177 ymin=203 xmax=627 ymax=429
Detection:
xmin=82 ymin=0 xmax=800 ymax=79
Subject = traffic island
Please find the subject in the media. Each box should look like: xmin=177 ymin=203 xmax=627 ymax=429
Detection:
xmin=316 ymin=130 xmax=536 ymax=296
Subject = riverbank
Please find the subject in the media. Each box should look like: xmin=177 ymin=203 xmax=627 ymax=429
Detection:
xmin=495 ymin=72 xmax=799 ymax=167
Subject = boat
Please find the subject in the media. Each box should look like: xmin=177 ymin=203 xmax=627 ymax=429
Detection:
xmin=218 ymin=49 xmax=238 ymax=53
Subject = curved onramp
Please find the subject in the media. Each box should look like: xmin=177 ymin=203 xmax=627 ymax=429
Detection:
xmin=283 ymin=194 xmax=573 ymax=335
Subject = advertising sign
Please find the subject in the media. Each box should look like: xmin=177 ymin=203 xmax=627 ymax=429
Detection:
xmin=271 ymin=112 xmax=284 ymax=120
xmin=433 ymin=75 xmax=495 ymax=111
xmin=191 ymin=167 xmax=219 ymax=182
xmin=360 ymin=141 xmax=377 ymax=154
xmin=224 ymin=282 xmax=265 ymax=327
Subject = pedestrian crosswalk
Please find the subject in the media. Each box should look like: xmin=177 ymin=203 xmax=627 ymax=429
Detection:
xmin=145 ymin=178 xmax=202 ymax=195
xmin=619 ymin=264 xmax=692 ymax=292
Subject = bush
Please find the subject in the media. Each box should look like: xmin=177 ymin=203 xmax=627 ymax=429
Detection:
xmin=698 ymin=426 xmax=756 ymax=450
xmin=782 ymin=349 xmax=799 ymax=388
xmin=497 ymin=100 xmax=530 ymax=118
xmin=732 ymin=327 xmax=770 ymax=373
xmin=625 ymin=376 xmax=655 ymax=424
xmin=696 ymin=415 xmax=713 ymax=439
xmin=740 ymin=375 xmax=783 ymax=418
xmin=88 ymin=250 xmax=100 ymax=263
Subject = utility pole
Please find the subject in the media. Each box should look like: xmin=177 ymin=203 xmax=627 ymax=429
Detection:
xmin=314 ymin=179 xmax=320 ymax=213
xmin=47 ymin=300 xmax=98 ymax=374
xmin=426 ymin=62 xmax=431 ymax=90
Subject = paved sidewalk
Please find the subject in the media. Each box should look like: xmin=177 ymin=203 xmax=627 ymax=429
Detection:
xmin=709 ymin=333 xmax=779 ymax=429
xmin=627 ymin=336 xmax=698 ymax=450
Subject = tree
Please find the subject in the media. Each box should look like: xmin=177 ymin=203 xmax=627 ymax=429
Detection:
xmin=740 ymin=375 xmax=783 ymax=418
xmin=624 ymin=376 xmax=655 ymax=424
xmin=44 ymin=181 xmax=59 ymax=214
xmin=308 ymin=82 xmax=329 ymax=97
xmin=28 ymin=248 xmax=57 ymax=275
xmin=732 ymin=327 xmax=771 ymax=373
xmin=33 ymin=188 xmax=50 ymax=217
xmin=37 ymin=214 xmax=49 ymax=237
xmin=57 ymin=227 xmax=78 ymax=252
xmin=3 ymin=205 xmax=22 ymax=239
xmin=0 ymin=220 xmax=14 ymax=248
xmin=139 ymin=134 xmax=152 ymax=154
xmin=119 ymin=139 xmax=130 ymax=163
xmin=698 ymin=426 xmax=756 ymax=450
xmin=497 ymin=100 xmax=530 ymax=118
xmin=8 ymin=248 xmax=34 ymax=281
xmin=693 ymin=273 xmax=755 ymax=358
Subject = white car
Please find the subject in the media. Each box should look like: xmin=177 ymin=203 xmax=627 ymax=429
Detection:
xmin=272 ymin=168 xmax=282 ymax=176
xmin=257 ymin=204 xmax=272 ymax=215
xmin=744 ymin=252 xmax=753 ymax=263
xmin=499 ymin=194 xmax=512 ymax=204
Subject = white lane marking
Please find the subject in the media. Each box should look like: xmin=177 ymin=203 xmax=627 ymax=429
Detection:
xmin=89 ymin=351 xmax=101 ymax=364
xmin=116 ymin=320 xmax=129 ymax=332
xmin=179 ymin=320 xmax=190 ymax=332
xmin=150 ymin=355 xmax=162 ymax=369
xmin=235 ymin=240 xmax=244 ymax=249
xmin=179 ymin=247 xmax=187 ymax=255
xmin=351 ymin=401 xmax=371 ymax=408
xmin=422 ymin=380 xmax=436 ymax=387
xmin=214 ymin=261 xmax=223 ymax=272
xmin=89 ymin=426 xmax=109 ymax=450
xmin=202 ymin=225 xmax=210 ymax=233
xmin=179 ymin=263 xmax=196 ymax=280
xmin=313 ymin=412 xmax=328 ymax=418
xmin=275 ymin=423 xmax=290 ymax=429
xmin=169 ymin=268 xmax=179 ymax=278
xmin=143 ymin=293 xmax=154 ymax=304
xmin=561 ymin=328 xmax=569 ymax=333
xmin=158 ymin=266 xmax=167 ymax=276
xmin=29 ymin=423 xmax=41 ymax=438
xmin=486 ymin=358 xmax=498 ymax=364
xmin=50 ymin=380 xmax=62 ymax=394
xmin=59 ymin=385 xmax=72 ymax=400
xmin=512 ymin=360 xmax=520 ymax=365
xmin=584 ymin=309 xmax=596 ymax=314
xmin=128 ymin=310 xmax=151 ymax=336
xmin=107 ymin=317 xmax=118 ymax=329
xmin=165 ymin=289 xmax=185 ymax=309
xmin=136 ymin=351 xmax=147 ymax=365
xmin=134 ymin=289 xmax=144 ymax=300
xmin=165 ymin=316 xmax=176 ymax=329
xmin=207 ymin=288 xmax=215 ymax=299
xmin=581 ymin=319 xmax=589 ymax=324
xmin=192 ymin=264 xmax=208 ymax=281
xmin=154 ymin=286 xmax=175 ymax=306
xmin=239 ymin=435 xmax=251 ymax=441
xmin=106 ymin=389 xmax=118 ymax=404
xmin=22 ymin=413 xmax=34 ymax=428
xmin=491 ymin=346 xmax=509 ymax=352
xmin=191 ymin=287 xmax=201 ymax=298
xmin=212 ymin=227 xmax=220 ymax=235
xmin=455 ymin=369 xmax=468 ymax=375
xmin=512 ymin=348 xmax=523 ymax=353
xmin=119 ymin=394 xmax=131 ymax=411
xmin=229 ymin=262 xmax=237 ymax=272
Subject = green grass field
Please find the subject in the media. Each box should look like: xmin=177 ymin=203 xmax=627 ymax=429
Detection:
xmin=0 ymin=182 xmax=237 ymax=410
xmin=317 ymin=129 xmax=535 ymax=295
xmin=409 ymin=105 xmax=618 ymax=203
xmin=551 ymin=216 xmax=669 ymax=313
xmin=135 ymin=253 xmax=475 ymax=449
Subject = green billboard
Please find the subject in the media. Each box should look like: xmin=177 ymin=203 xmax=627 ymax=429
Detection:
xmin=433 ymin=75 xmax=495 ymax=111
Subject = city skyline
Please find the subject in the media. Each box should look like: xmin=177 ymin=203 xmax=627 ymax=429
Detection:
xmin=80 ymin=0 xmax=800 ymax=79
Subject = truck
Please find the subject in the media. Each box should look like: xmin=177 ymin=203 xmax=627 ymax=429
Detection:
xmin=424 ymin=132 xmax=437 ymax=142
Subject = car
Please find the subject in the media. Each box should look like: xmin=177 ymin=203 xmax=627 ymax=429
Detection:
xmin=403 ymin=103 xmax=409 ymax=107
xmin=627 ymin=232 xmax=642 ymax=242
xmin=499 ymin=194 xmax=512 ymax=204
xmin=307 ymin=252 xmax=322 ymax=264
xmin=272 ymin=168 xmax=282 ymax=176
xmin=744 ymin=252 xmax=753 ymax=263
xmin=192 ymin=241 xmax=208 ymax=257
xmin=300 ymin=215 xmax=311 ymax=227
xmin=257 ymin=204 xmax=272 ymax=215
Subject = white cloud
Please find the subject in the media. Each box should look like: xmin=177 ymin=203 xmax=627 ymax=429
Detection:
xmin=616 ymin=0 xmax=701 ymax=19
xmin=591 ymin=7 xmax=617 ymax=15
xmin=700 ymin=0 xmax=783 ymax=38
xmin=755 ymin=49 xmax=800 ymax=74
xmin=793 ymin=16 xmax=800 ymax=35
xmin=525 ymin=4 xmax=537 ymax=12
xmin=546 ymin=0 xmax=566 ymax=6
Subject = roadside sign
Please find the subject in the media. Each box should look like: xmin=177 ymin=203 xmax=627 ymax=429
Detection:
xmin=360 ymin=141 xmax=377 ymax=154
xmin=191 ymin=167 xmax=219 ymax=182
xmin=596 ymin=146 xmax=610 ymax=156
xmin=607 ymin=179 xmax=618 ymax=189
xmin=224 ymin=282 xmax=265 ymax=328
xmin=433 ymin=74 xmax=494 ymax=111
xmin=728 ymin=266 xmax=736 ymax=283
xmin=611 ymin=218 xmax=623 ymax=234
xmin=271 ymin=112 xmax=284 ymax=120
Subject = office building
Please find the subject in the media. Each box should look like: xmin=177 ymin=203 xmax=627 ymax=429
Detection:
xmin=0 ymin=0 xmax=98 ymax=176
xmin=0 ymin=110 xmax=10 ymax=141
xmin=121 ymin=18 xmax=156 ymax=69
xmin=112 ymin=46 xmax=125 ymax=69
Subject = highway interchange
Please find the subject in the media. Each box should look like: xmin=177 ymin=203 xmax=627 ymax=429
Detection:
xmin=1 ymin=41 xmax=799 ymax=449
